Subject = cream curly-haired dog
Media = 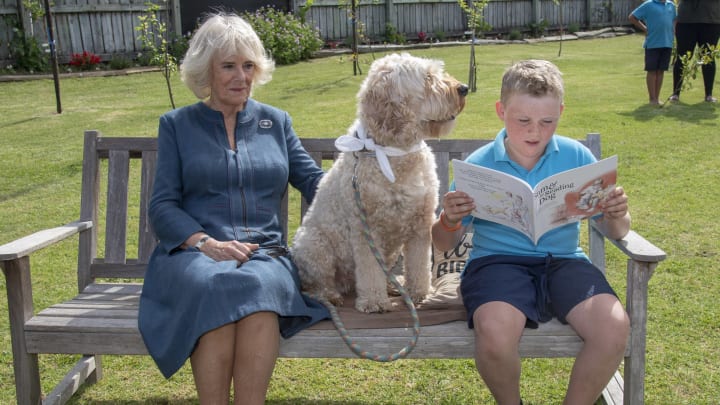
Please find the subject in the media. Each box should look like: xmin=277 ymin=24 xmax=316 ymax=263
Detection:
xmin=292 ymin=53 xmax=467 ymax=313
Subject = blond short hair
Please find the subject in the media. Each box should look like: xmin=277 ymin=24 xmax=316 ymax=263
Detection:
xmin=500 ymin=59 xmax=564 ymax=105
xmin=180 ymin=12 xmax=275 ymax=99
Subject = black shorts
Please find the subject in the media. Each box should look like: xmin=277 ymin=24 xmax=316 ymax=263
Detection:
xmin=460 ymin=254 xmax=617 ymax=329
xmin=645 ymin=47 xmax=672 ymax=71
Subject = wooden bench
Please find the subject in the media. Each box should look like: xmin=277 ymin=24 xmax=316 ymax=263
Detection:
xmin=1 ymin=130 xmax=666 ymax=405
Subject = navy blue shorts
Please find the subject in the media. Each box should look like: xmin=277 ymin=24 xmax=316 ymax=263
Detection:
xmin=460 ymin=255 xmax=617 ymax=329
xmin=645 ymin=47 xmax=672 ymax=71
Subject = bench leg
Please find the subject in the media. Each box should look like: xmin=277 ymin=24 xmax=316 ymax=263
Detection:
xmin=3 ymin=257 xmax=43 ymax=405
xmin=624 ymin=259 xmax=658 ymax=405
xmin=42 ymin=356 xmax=100 ymax=405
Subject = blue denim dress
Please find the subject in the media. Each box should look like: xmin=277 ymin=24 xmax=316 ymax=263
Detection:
xmin=138 ymin=100 xmax=329 ymax=378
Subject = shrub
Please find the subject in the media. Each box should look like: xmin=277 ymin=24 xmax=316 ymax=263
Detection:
xmin=69 ymin=50 xmax=101 ymax=71
xmin=384 ymin=23 xmax=406 ymax=44
xmin=243 ymin=6 xmax=323 ymax=65
xmin=109 ymin=55 xmax=133 ymax=70
xmin=508 ymin=29 xmax=523 ymax=41
xmin=8 ymin=26 xmax=49 ymax=73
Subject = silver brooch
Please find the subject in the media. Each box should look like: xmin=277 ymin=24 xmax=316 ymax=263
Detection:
xmin=259 ymin=119 xmax=272 ymax=129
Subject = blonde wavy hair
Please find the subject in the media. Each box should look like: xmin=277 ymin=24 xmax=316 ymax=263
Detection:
xmin=180 ymin=12 xmax=275 ymax=99
xmin=500 ymin=59 xmax=564 ymax=105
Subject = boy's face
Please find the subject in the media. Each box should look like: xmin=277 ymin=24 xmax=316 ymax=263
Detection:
xmin=496 ymin=93 xmax=564 ymax=169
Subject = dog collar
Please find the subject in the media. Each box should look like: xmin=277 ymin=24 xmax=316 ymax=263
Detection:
xmin=335 ymin=122 xmax=426 ymax=183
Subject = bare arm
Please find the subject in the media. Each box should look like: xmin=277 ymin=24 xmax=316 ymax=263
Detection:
xmin=432 ymin=191 xmax=475 ymax=251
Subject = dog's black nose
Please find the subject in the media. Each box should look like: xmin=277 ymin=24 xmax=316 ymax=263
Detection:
xmin=458 ymin=84 xmax=469 ymax=97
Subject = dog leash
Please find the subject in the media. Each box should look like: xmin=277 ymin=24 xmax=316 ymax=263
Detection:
xmin=312 ymin=159 xmax=422 ymax=362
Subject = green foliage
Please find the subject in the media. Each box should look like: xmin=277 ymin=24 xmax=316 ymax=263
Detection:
xmin=527 ymin=19 xmax=549 ymax=38
xmin=677 ymin=44 xmax=720 ymax=94
xmin=136 ymin=1 xmax=175 ymax=70
xmin=167 ymin=31 xmax=189 ymax=61
xmin=136 ymin=0 xmax=177 ymax=108
xmin=508 ymin=29 xmax=523 ymax=40
xmin=109 ymin=55 xmax=133 ymax=70
xmin=458 ymin=0 xmax=492 ymax=36
xmin=242 ymin=6 xmax=323 ymax=65
xmin=568 ymin=23 xmax=581 ymax=33
xmin=8 ymin=24 xmax=48 ymax=73
xmin=384 ymin=22 xmax=406 ymax=44
xmin=22 ymin=0 xmax=45 ymax=20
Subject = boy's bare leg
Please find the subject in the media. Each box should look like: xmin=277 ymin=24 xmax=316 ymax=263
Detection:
xmin=563 ymin=294 xmax=630 ymax=405
xmin=472 ymin=301 xmax=526 ymax=405
xmin=646 ymin=71 xmax=662 ymax=104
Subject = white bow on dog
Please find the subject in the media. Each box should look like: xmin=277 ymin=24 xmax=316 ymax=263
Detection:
xmin=335 ymin=123 xmax=426 ymax=183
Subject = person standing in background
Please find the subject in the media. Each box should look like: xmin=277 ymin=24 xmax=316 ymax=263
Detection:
xmin=670 ymin=0 xmax=720 ymax=103
xmin=629 ymin=0 xmax=678 ymax=105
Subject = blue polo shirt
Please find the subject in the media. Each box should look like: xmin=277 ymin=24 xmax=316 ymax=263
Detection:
xmin=454 ymin=129 xmax=597 ymax=262
xmin=631 ymin=0 xmax=677 ymax=49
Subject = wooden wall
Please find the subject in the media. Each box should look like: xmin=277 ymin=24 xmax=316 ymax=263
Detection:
xmin=0 ymin=0 xmax=179 ymax=65
xmin=0 ymin=0 xmax=636 ymax=67
xmin=303 ymin=0 xmax=638 ymax=42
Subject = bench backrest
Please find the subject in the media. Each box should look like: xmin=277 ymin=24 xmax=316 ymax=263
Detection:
xmin=77 ymin=130 xmax=602 ymax=291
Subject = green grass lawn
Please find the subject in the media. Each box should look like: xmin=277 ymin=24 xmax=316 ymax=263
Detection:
xmin=1 ymin=33 xmax=718 ymax=404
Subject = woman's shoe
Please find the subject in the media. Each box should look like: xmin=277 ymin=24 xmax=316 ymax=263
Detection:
xmin=705 ymin=95 xmax=718 ymax=103
xmin=668 ymin=94 xmax=679 ymax=102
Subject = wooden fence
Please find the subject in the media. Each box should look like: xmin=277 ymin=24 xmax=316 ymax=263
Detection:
xmin=302 ymin=0 xmax=638 ymax=42
xmin=0 ymin=0 xmax=636 ymax=67
xmin=0 ymin=0 xmax=179 ymax=65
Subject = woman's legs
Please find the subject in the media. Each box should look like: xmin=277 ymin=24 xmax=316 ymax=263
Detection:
xmin=190 ymin=312 xmax=280 ymax=405
xmin=232 ymin=311 xmax=280 ymax=405
xmin=673 ymin=23 xmax=720 ymax=99
xmin=191 ymin=323 xmax=235 ymax=404
xmin=672 ymin=23 xmax=698 ymax=97
xmin=698 ymin=24 xmax=720 ymax=99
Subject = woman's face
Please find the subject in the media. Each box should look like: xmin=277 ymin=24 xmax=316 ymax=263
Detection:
xmin=208 ymin=52 xmax=255 ymax=112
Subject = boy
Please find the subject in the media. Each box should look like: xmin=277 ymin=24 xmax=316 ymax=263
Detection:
xmin=629 ymin=0 xmax=677 ymax=105
xmin=432 ymin=60 xmax=631 ymax=405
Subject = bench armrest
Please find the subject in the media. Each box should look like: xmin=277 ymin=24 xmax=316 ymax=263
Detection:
xmin=0 ymin=220 xmax=93 ymax=261
xmin=589 ymin=218 xmax=666 ymax=263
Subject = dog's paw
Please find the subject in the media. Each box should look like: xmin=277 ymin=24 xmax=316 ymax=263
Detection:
xmin=355 ymin=296 xmax=393 ymax=313
xmin=409 ymin=291 xmax=429 ymax=304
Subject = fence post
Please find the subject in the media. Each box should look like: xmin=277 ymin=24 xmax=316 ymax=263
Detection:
xmin=532 ymin=0 xmax=541 ymax=25
xmin=15 ymin=0 xmax=33 ymax=37
xmin=171 ymin=0 xmax=182 ymax=36
xmin=385 ymin=0 xmax=394 ymax=31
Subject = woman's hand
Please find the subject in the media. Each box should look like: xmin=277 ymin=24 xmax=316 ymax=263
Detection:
xmin=195 ymin=236 xmax=259 ymax=265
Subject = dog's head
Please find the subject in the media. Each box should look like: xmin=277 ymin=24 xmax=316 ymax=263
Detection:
xmin=357 ymin=53 xmax=468 ymax=149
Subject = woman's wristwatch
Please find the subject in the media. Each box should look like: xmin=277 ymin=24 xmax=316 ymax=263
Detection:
xmin=194 ymin=235 xmax=210 ymax=249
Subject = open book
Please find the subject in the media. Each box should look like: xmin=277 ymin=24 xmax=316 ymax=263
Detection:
xmin=452 ymin=156 xmax=618 ymax=244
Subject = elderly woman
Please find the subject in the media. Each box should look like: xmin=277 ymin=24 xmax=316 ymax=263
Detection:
xmin=138 ymin=12 xmax=328 ymax=404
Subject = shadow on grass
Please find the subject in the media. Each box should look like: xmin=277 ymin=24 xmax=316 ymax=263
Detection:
xmin=0 ymin=116 xmax=42 ymax=129
xmin=69 ymin=399 xmax=371 ymax=404
xmin=619 ymin=100 xmax=718 ymax=123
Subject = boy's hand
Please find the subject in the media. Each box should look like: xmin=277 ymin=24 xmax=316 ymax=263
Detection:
xmin=442 ymin=191 xmax=476 ymax=224
xmin=601 ymin=186 xmax=629 ymax=219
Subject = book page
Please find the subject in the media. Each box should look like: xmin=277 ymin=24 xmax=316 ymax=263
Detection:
xmin=532 ymin=155 xmax=618 ymax=240
xmin=452 ymin=159 xmax=535 ymax=241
